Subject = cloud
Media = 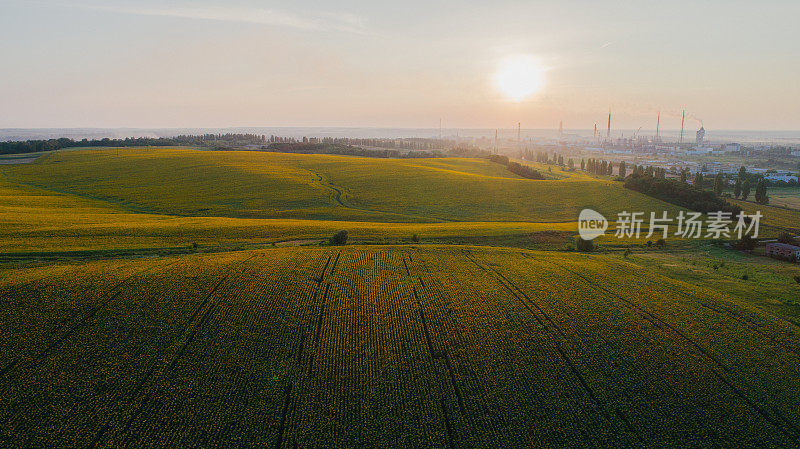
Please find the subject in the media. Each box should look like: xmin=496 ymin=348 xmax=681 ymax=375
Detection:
xmin=70 ymin=1 xmax=366 ymax=33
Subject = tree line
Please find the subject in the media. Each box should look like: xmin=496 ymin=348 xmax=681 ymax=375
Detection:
xmin=624 ymin=174 xmax=742 ymax=215
xmin=268 ymin=142 xmax=444 ymax=159
xmin=0 ymin=134 xmax=268 ymax=155
xmin=488 ymin=155 xmax=546 ymax=180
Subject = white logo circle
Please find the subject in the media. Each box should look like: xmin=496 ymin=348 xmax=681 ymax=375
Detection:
xmin=578 ymin=209 xmax=608 ymax=240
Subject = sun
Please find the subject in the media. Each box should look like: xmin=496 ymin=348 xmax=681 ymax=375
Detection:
xmin=494 ymin=55 xmax=546 ymax=102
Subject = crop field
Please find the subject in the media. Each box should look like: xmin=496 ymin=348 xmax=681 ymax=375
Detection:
xmin=731 ymin=199 xmax=800 ymax=234
xmin=0 ymin=176 xmax=580 ymax=253
xmin=764 ymin=187 xmax=800 ymax=211
xmin=1 ymin=148 xmax=795 ymax=254
xmin=2 ymin=245 xmax=800 ymax=447
xmin=1 ymin=148 xmax=682 ymax=223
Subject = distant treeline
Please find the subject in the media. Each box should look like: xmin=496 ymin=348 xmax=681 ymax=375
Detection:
xmin=282 ymin=136 xmax=466 ymax=152
xmin=267 ymin=142 xmax=444 ymax=158
xmin=0 ymin=133 xmax=268 ymax=155
xmin=488 ymin=155 xmax=546 ymax=180
xmin=1 ymin=133 xmax=480 ymax=156
xmin=624 ymin=173 xmax=742 ymax=215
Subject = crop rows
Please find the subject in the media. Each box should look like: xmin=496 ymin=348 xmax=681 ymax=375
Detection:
xmin=2 ymin=246 xmax=800 ymax=447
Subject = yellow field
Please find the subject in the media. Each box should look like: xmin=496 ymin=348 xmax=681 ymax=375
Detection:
xmin=2 ymin=148 xmax=683 ymax=222
xmin=0 ymin=148 xmax=792 ymax=253
xmin=2 ymin=245 xmax=799 ymax=447
xmin=730 ymin=199 xmax=800 ymax=233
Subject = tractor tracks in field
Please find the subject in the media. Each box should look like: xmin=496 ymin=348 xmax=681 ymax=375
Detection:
xmin=460 ymin=249 xmax=644 ymax=444
xmin=0 ymin=259 xmax=181 ymax=379
xmin=274 ymin=250 xmax=339 ymax=448
xmin=539 ymin=254 xmax=800 ymax=444
xmin=304 ymin=169 xmax=456 ymax=223
xmin=406 ymin=252 xmax=519 ymax=447
xmin=88 ymin=253 xmax=259 ymax=447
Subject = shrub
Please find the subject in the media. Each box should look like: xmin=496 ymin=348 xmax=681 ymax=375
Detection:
xmin=623 ymin=249 xmax=632 ymax=258
xmin=655 ymin=238 xmax=666 ymax=248
xmin=411 ymin=234 xmax=420 ymax=243
xmin=794 ymin=275 xmax=800 ymax=284
xmin=329 ymin=230 xmax=348 ymax=246
xmin=741 ymin=274 xmax=749 ymax=281
xmin=733 ymin=235 xmax=757 ymax=251
xmin=576 ymin=237 xmax=594 ymax=252
xmin=777 ymin=233 xmax=798 ymax=246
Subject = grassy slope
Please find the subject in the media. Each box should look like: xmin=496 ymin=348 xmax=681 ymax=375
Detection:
xmin=731 ymin=199 xmax=800 ymax=233
xmin=2 ymin=148 xmax=683 ymax=223
xmin=1 ymin=246 xmax=799 ymax=447
xmin=0 ymin=177 xmax=577 ymax=253
xmin=620 ymin=243 xmax=800 ymax=321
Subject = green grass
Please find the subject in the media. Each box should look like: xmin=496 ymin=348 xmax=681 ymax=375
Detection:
xmin=612 ymin=242 xmax=800 ymax=322
xmin=2 ymin=245 xmax=800 ymax=447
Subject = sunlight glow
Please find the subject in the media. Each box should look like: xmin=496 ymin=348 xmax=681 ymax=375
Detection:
xmin=494 ymin=55 xmax=546 ymax=102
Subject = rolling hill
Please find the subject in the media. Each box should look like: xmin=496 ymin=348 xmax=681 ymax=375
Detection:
xmin=2 ymin=148 xmax=683 ymax=223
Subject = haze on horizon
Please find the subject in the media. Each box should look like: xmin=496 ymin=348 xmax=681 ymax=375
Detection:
xmin=1 ymin=0 xmax=798 ymax=131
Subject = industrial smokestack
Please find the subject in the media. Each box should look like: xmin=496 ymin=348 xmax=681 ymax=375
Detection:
xmin=680 ymin=110 xmax=685 ymax=144
xmin=607 ymin=110 xmax=611 ymax=139
xmin=656 ymin=111 xmax=660 ymax=140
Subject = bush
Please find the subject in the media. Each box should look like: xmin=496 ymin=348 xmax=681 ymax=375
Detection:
xmin=655 ymin=238 xmax=666 ymax=248
xmin=777 ymin=232 xmax=798 ymax=246
xmin=741 ymin=274 xmax=749 ymax=280
xmin=623 ymin=249 xmax=632 ymax=258
xmin=329 ymin=230 xmax=348 ymax=246
xmin=794 ymin=275 xmax=800 ymax=284
xmin=733 ymin=235 xmax=757 ymax=251
xmin=411 ymin=234 xmax=420 ymax=243
xmin=576 ymin=237 xmax=594 ymax=252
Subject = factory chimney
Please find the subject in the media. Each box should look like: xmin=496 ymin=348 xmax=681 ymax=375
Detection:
xmin=656 ymin=111 xmax=660 ymax=141
xmin=606 ymin=110 xmax=611 ymax=139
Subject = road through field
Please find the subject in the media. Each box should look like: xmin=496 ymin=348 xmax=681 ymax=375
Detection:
xmin=1 ymin=246 xmax=799 ymax=447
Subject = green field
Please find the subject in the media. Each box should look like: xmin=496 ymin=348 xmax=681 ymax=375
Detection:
xmin=767 ymin=187 xmax=800 ymax=210
xmin=2 ymin=246 xmax=800 ymax=447
xmin=2 ymin=147 xmax=800 ymax=447
xmin=2 ymin=148 xmax=682 ymax=223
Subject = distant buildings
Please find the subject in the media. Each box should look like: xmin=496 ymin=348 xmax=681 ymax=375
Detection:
xmin=695 ymin=127 xmax=705 ymax=146
xmin=764 ymin=173 xmax=799 ymax=183
xmin=766 ymin=243 xmax=800 ymax=262
xmin=724 ymin=143 xmax=741 ymax=152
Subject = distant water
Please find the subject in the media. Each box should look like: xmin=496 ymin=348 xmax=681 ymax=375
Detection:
xmin=1 ymin=127 xmax=799 ymax=145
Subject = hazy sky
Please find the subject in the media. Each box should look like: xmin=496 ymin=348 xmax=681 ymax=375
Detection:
xmin=1 ymin=0 xmax=798 ymax=130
